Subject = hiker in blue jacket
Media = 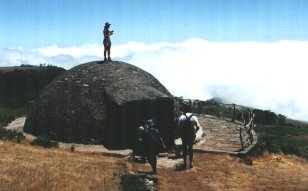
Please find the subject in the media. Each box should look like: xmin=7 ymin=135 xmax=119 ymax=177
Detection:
xmin=178 ymin=106 xmax=202 ymax=168
xmin=139 ymin=118 xmax=166 ymax=174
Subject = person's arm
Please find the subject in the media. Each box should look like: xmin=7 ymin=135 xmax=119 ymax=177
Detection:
xmin=156 ymin=129 xmax=166 ymax=150
xmin=160 ymin=136 xmax=166 ymax=150
xmin=138 ymin=126 xmax=144 ymax=142
xmin=104 ymin=30 xmax=112 ymax=37
xmin=193 ymin=116 xmax=202 ymax=133
xmin=177 ymin=115 xmax=184 ymax=127
xmin=195 ymin=126 xmax=200 ymax=133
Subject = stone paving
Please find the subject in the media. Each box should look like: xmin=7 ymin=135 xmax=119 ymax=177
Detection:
xmin=176 ymin=114 xmax=256 ymax=155
xmin=196 ymin=114 xmax=243 ymax=153
xmin=5 ymin=115 xmax=257 ymax=169
xmin=7 ymin=115 xmax=257 ymax=155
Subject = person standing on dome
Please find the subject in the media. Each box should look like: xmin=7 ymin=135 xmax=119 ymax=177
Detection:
xmin=103 ymin=22 xmax=114 ymax=61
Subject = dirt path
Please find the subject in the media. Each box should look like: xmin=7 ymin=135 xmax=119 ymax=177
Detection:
xmin=5 ymin=117 xmax=181 ymax=168
xmin=135 ymin=152 xmax=308 ymax=191
xmin=4 ymin=117 xmax=308 ymax=190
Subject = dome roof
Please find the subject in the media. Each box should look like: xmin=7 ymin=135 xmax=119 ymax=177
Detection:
xmin=24 ymin=61 xmax=174 ymax=148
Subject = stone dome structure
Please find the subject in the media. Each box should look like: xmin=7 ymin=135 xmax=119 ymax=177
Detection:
xmin=24 ymin=61 xmax=174 ymax=150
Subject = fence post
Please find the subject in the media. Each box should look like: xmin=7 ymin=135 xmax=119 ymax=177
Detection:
xmin=215 ymin=102 xmax=220 ymax=118
xmin=232 ymin=104 xmax=236 ymax=122
xmin=240 ymin=127 xmax=244 ymax=150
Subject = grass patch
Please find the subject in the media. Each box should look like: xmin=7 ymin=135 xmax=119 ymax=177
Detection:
xmin=255 ymin=124 xmax=308 ymax=137
xmin=121 ymin=174 xmax=149 ymax=191
xmin=270 ymin=138 xmax=308 ymax=156
xmin=255 ymin=124 xmax=308 ymax=158
xmin=0 ymin=104 xmax=26 ymax=126
xmin=0 ymin=140 xmax=130 ymax=190
xmin=0 ymin=127 xmax=25 ymax=143
xmin=31 ymin=136 xmax=59 ymax=148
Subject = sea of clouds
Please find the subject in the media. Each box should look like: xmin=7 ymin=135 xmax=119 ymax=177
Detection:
xmin=1 ymin=39 xmax=307 ymax=121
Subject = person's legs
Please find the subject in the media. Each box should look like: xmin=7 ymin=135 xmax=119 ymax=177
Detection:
xmin=103 ymin=39 xmax=108 ymax=61
xmin=182 ymin=143 xmax=187 ymax=167
xmin=188 ymin=144 xmax=194 ymax=168
xmin=182 ymin=135 xmax=188 ymax=168
xmin=103 ymin=49 xmax=107 ymax=60
xmin=104 ymin=39 xmax=112 ymax=61
xmin=141 ymin=144 xmax=146 ymax=163
xmin=147 ymin=154 xmax=157 ymax=174
xmin=152 ymin=156 xmax=157 ymax=174
xmin=108 ymin=50 xmax=110 ymax=60
xmin=108 ymin=43 xmax=111 ymax=60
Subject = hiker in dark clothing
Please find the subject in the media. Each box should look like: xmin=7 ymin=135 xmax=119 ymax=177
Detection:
xmin=177 ymin=106 xmax=202 ymax=168
xmin=139 ymin=118 xmax=166 ymax=174
xmin=103 ymin=22 xmax=113 ymax=61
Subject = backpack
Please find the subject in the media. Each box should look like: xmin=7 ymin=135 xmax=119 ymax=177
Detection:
xmin=182 ymin=113 xmax=195 ymax=136
xmin=143 ymin=119 xmax=160 ymax=143
xmin=183 ymin=113 xmax=194 ymax=128
xmin=145 ymin=127 xmax=160 ymax=142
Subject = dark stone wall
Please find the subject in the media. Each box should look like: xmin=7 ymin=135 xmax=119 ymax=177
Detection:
xmin=105 ymin=97 xmax=174 ymax=150
xmin=24 ymin=61 xmax=174 ymax=150
xmin=24 ymin=76 xmax=107 ymax=144
xmin=25 ymin=96 xmax=174 ymax=150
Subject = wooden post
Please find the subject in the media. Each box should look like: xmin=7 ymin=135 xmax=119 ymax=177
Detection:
xmin=215 ymin=102 xmax=220 ymax=118
xmin=232 ymin=104 xmax=236 ymax=122
xmin=240 ymin=127 xmax=244 ymax=150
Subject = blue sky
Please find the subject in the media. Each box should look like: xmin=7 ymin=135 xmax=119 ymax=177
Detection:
xmin=1 ymin=0 xmax=308 ymax=121
xmin=1 ymin=0 xmax=308 ymax=48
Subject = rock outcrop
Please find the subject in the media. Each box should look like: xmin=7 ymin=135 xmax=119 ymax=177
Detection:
xmin=24 ymin=61 xmax=174 ymax=150
xmin=0 ymin=65 xmax=65 ymax=104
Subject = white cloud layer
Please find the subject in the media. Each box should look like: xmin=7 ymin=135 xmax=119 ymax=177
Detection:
xmin=1 ymin=39 xmax=308 ymax=121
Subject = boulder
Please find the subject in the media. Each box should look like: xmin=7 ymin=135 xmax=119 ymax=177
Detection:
xmin=24 ymin=61 xmax=174 ymax=150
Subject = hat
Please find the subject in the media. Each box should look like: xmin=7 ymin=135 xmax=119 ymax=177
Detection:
xmin=180 ymin=104 xmax=191 ymax=113
xmin=105 ymin=22 xmax=111 ymax=26
xmin=145 ymin=119 xmax=155 ymax=128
